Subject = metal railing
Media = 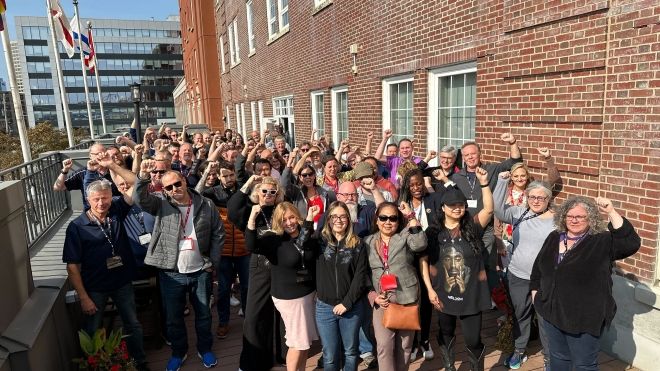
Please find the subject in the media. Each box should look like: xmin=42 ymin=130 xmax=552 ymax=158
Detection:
xmin=65 ymin=139 xmax=95 ymax=150
xmin=0 ymin=153 xmax=70 ymax=249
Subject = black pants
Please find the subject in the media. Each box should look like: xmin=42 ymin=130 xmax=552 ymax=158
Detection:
xmin=436 ymin=311 xmax=484 ymax=354
xmin=239 ymin=254 xmax=275 ymax=371
xmin=416 ymin=275 xmax=433 ymax=346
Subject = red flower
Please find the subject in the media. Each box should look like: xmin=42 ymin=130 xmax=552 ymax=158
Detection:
xmin=87 ymin=355 xmax=97 ymax=366
xmin=122 ymin=351 xmax=129 ymax=360
xmin=110 ymin=365 xmax=121 ymax=371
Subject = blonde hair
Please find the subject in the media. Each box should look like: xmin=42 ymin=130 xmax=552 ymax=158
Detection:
xmin=271 ymin=202 xmax=302 ymax=235
xmin=397 ymin=160 xmax=418 ymax=180
xmin=249 ymin=176 xmax=285 ymax=204
xmin=321 ymin=201 xmax=360 ymax=249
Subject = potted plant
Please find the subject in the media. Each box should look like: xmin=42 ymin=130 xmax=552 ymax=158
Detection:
xmin=73 ymin=328 xmax=137 ymax=370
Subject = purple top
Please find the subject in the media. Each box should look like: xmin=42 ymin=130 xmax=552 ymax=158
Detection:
xmin=386 ymin=155 xmax=422 ymax=187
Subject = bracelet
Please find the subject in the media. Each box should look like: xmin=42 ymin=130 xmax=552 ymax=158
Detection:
xmin=480 ymin=183 xmax=489 ymax=188
xmin=509 ymin=140 xmax=517 ymax=145
xmin=61 ymin=170 xmax=69 ymax=175
xmin=405 ymin=212 xmax=416 ymax=219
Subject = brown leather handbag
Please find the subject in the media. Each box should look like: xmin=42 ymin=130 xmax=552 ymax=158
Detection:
xmin=382 ymin=302 xmax=421 ymax=331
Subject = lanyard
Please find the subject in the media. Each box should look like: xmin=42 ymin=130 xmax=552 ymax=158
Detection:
xmin=261 ymin=209 xmax=272 ymax=230
xmin=511 ymin=208 xmax=540 ymax=233
xmin=179 ymin=199 xmax=193 ymax=237
xmin=379 ymin=237 xmax=390 ymax=271
xmin=87 ymin=211 xmax=116 ymax=256
xmin=467 ymin=173 xmax=477 ymax=198
xmin=557 ymin=230 xmax=588 ymax=264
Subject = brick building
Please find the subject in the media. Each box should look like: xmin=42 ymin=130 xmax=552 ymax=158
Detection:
xmin=177 ymin=0 xmax=223 ymax=130
xmin=214 ymin=0 xmax=659 ymax=366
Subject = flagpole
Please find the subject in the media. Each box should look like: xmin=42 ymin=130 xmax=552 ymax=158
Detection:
xmin=72 ymin=0 xmax=94 ymax=139
xmin=46 ymin=0 xmax=74 ymax=147
xmin=0 ymin=13 xmax=32 ymax=162
xmin=87 ymin=21 xmax=106 ymax=134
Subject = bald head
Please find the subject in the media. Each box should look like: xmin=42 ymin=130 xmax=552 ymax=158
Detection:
xmin=337 ymin=182 xmax=358 ymax=205
xmin=89 ymin=143 xmax=105 ymax=159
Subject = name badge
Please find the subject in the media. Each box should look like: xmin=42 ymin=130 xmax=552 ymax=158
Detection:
xmin=138 ymin=233 xmax=152 ymax=245
xmin=467 ymin=199 xmax=478 ymax=209
xmin=106 ymin=255 xmax=123 ymax=269
xmin=179 ymin=237 xmax=195 ymax=251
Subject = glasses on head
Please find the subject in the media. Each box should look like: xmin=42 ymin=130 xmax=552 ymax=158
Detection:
xmin=378 ymin=215 xmax=398 ymax=223
xmin=163 ymin=181 xmax=183 ymax=192
xmin=150 ymin=170 xmax=167 ymax=175
xmin=566 ymin=215 xmax=588 ymax=222
xmin=337 ymin=192 xmax=358 ymax=199
xmin=300 ymin=172 xmax=315 ymax=178
xmin=329 ymin=215 xmax=349 ymax=222
xmin=528 ymin=195 xmax=548 ymax=202
xmin=261 ymin=189 xmax=277 ymax=196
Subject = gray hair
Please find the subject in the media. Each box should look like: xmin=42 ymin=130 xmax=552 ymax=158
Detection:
xmin=439 ymin=145 xmax=457 ymax=158
xmin=554 ymin=196 xmax=606 ymax=235
xmin=526 ymin=181 xmax=552 ymax=199
xmin=86 ymin=179 xmax=113 ymax=196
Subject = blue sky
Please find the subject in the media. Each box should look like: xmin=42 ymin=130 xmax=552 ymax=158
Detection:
xmin=1 ymin=0 xmax=180 ymax=84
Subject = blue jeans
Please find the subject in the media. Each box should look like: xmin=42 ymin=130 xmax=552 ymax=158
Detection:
xmin=217 ymin=255 xmax=250 ymax=325
xmin=543 ymin=319 xmax=600 ymax=371
xmin=83 ymin=283 xmax=146 ymax=364
xmin=316 ymin=299 xmax=363 ymax=371
xmin=358 ymin=297 xmax=375 ymax=356
xmin=160 ymin=269 xmax=213 ymax=357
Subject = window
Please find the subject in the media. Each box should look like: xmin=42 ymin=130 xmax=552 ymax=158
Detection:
xmin=228 ymin=18 xmax=240 ymax=66
xmin=258 ymin=100 xmax=265 ymax=133
xmin=266 ymin=0 xmax=288 ymax=39
xmin=250 ymin=101 xmax=257 ymax=131
xmin=235 ymin=104 xmax=242 ymax=137
xmin=246 ymin=0 xmax=256 ymax=53
xmin=240 ymin=103 xmax=247 ymax=139
xmin=382 ymin=75 xmax=414 ymax=144
xmin=219 ymin=35 xmax=226 ymax=73
xmin=273 ymin=96 xmax=293 ymax=117
xmin=226 ymin=106 xmax=232 ymax=130
xmin=331 ymin=86 xmax=348 ymax=146
xmin=427 ymin=63 xmax=477 ymax=153
xmin=311 ymin=91 xmax=325 ymax=137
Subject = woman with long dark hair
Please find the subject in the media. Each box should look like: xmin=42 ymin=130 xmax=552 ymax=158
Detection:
xmin=422 ymin=167 xmax=493 ymax=371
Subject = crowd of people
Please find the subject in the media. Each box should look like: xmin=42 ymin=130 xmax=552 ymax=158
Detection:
xmin=58 ymin=123 xmax=640 ymax=371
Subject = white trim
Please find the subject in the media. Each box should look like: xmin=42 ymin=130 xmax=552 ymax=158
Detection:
xmin=311 ymin=90 xmax=325 ymax=137
xmin=225 ymin=106 xmax=231 ymax=130
xmin=235 ymin=104 xmax=241 ymax=136
xmin=278 ymin=0 xmax=289 ymax=30
xmin=250 ymin=101 xmax=257 ymax=131
xmin=219 ymin=34 xmax=226 ymax=73
xmin=331 ymin=86 xmax=348 ymax=146
xmin=258 ymin=100 xmax=265 ymax=133
xmin=272 ymin=95 xmax=294 ymax=118
xmin=240 ymin=103 xmax=247 ymax=139
xmin=427 ymin=63 xmax=477 ymax=165
xmin=246 ymin=0 xmax=256 ymax=53
xmin=382 ymin=74 xmax=414 ymax=145
xmin=228 ymin=18 xmax=240 ymax=66
xmin=266 ymin=0 xmax=278 ymax=39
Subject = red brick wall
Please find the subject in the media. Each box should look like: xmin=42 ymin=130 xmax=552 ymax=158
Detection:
xmin=214 ymin=0 xmax=659 ymax=283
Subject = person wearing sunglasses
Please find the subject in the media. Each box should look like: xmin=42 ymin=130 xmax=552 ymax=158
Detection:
xmin=365 ymin=201 xmax=426 ymax=371
xmin=494 ymin=171 xmax=556 ymax=370
xmin=227 ymin=176 xmax=286 ymax=371
xmin=422 ymin=168 xmax=493 ymax=371
xmin=133 ymin=169 xmax=224 ymax=370
xmin=530 ymin=197 xmax=639 ymax=371
xmin=246 ymin=202 xmax=320 ymax=371
xmin=282 ymin=163 xmax=337 ymax=228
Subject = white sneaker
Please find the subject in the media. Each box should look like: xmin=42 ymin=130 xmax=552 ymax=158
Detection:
xmin=422 ymin=342 xmax=434 ymax=360
xmin=230 ymin=295 xmax=240 ymax=306
xmin=410 ymin=346 xmax=418 ymax=361
xmin=238 ymin=308 xmax=244 ymax=317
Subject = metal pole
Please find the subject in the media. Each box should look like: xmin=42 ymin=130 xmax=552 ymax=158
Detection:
xmin=72 ymin=0 xmax=95 ymax=139
xmin=46 ymin=0 xmax=75 ymax=147
xmin=87 ymin=21 xmax=106 ymax=134
xmin=3 ymin=92 xmax=8 ymax=133
xmin=134 ymin=101 xmax=141 ymax=144
xmin=0 ymin=13 xmax=32 ymax=162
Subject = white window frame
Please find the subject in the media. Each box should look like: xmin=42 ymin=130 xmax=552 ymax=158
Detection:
xmin=331 ymin=86 xmax=348 ymax=146
xmin=240 ymin=103 xmax=247 ymax=139
xmin=258 ymin=100 xmax=265 ymax=134
xmin=250 ymin=101 xmax=257 ymax=131
xmin=382 ymin=74 xmax=414 ymax=145
xmin=427 ymin=62 xmax=477 ymax=165
xmin=246 ymin=0 xmax=256 ymax=54
xmin=225 ymin=105 xmax=231 ymax=130
xmin=219 ymin=34 xmax=226 ymax=73
xmin=266 ymin=0 xmax=278 ymax=39
xmin=311 ymin=90 xmax=325 ymax=137
xmin=272 ymin=95 xmax=294 ymax=118
xmin=266 ymin=0 xmax=289 ymax=40
xmin=278 ymin=0 xmax=289 ymax=30
xmin=235 ymin=104 xmax=241 ymax=136
xmin=228 ymin=18 xmax=240 ymax=66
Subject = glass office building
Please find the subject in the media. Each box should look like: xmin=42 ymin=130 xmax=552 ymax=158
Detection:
xmin=15 ymin=16 xmax=183 ymax=134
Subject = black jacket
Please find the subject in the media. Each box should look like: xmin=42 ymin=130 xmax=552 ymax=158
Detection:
xmin=530 ymin=218 xmax=640 ymax=336
xmin=314 ymin=237 xmax=368 ymax=310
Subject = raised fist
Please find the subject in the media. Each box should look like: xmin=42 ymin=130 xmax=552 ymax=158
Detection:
xmin=500 ymin=133 xmax=516 ymax=145
xmin=62 ymin=158 xmax=73 ymax=172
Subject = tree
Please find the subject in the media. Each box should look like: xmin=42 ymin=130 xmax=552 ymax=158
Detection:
xmin=0 ymin=123 xmax=89 ymax=171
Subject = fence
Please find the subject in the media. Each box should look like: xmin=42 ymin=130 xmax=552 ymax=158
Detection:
xmin=0 ymin=153 xmax=70 ymax=249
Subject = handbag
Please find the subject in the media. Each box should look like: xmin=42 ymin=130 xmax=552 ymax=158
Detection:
xmin=381 ymin=302 xmax=421 ymax=331
xmin=379 ymin=272 xmax=398 ymax=291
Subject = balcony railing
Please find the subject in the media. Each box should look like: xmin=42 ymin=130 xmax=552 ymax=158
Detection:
xmin=0 ymin=153 xmax=70 ymax=250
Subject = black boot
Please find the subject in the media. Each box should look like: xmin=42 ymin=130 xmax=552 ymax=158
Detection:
xmin=437 ymin=337 xmax=456 ymax=371
xmin=466 ymin=346 xmax=485 ymax=371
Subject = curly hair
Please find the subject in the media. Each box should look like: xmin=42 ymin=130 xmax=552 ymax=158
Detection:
xmin=398 ymin=168 xmax=426 ymax=204
xmin=554 ymin=196 xmax=605 ymax=235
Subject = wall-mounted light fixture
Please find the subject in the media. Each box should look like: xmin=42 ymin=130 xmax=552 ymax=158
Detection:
xmin=350 ymin=44 xmax=358 ymax=75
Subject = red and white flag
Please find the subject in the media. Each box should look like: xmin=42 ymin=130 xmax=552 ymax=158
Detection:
xmin=50 ymin=0 xmax=75 ymax=58
xmin=85 ymin=26 xmax=96 ymax=73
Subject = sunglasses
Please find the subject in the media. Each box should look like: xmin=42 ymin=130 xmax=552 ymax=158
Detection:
xmin=150 ymin=170 xmax=166 ymax=175
xmin=163 ymin=181 xmax=183 ymax=191
xmin=300 ymin=172 xmax=315 ymax=178
xmin=261 ymin=189 xmax=277 ymax=195
xmin=377 ymin=215 xmax=398 ymax=222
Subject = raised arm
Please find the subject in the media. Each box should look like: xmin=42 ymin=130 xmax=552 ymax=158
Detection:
xmin=364 ymin=131 xmax=374 ymax=156
xmin=53 ymin=158 xmax=74 ymax=191
xmin=374 ymin=129 xmax=393 ymax=162
xmin=132 ymin=160 xmax=162 ymax=214
xmin=336 ymin=138 xmax=349 ymax=163
xmin=475 ymin=167 xmax=494 ymax=228
xmin=500 ymin=133 xmax=521 ymax=160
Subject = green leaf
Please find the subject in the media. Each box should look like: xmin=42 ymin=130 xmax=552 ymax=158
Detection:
xmin=92 ymin=328 xmax=106 ymax=354
xmin=78 ymin=330 xmax=94 ymax=355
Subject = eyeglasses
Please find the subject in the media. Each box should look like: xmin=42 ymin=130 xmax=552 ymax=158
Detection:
xmin=150 ymin=170 xmax=166 ymax=175
xmin=528 ymin=195 xmax=548 ymax=202
xmin=163 ymin=181 xmax=183 ymax=191
xmin=566 ymin=215 xmax=588 ymax=222
xmin=337 ymin=192 xmax=358 ymax=199
xmin=444 ymin=204 xmax=466 ymax=210
xmin=330 ymin=215 xmax=349 ymax=222
xmin=261 ymin=189 xmax=278 ymax=195
xmin=378 ymin=215 xmax=398 ymax=223
xmin=300 ymin=172 xmax=315 ymax=178
xmin=300 ymin=147 xmax=310 ymax=152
